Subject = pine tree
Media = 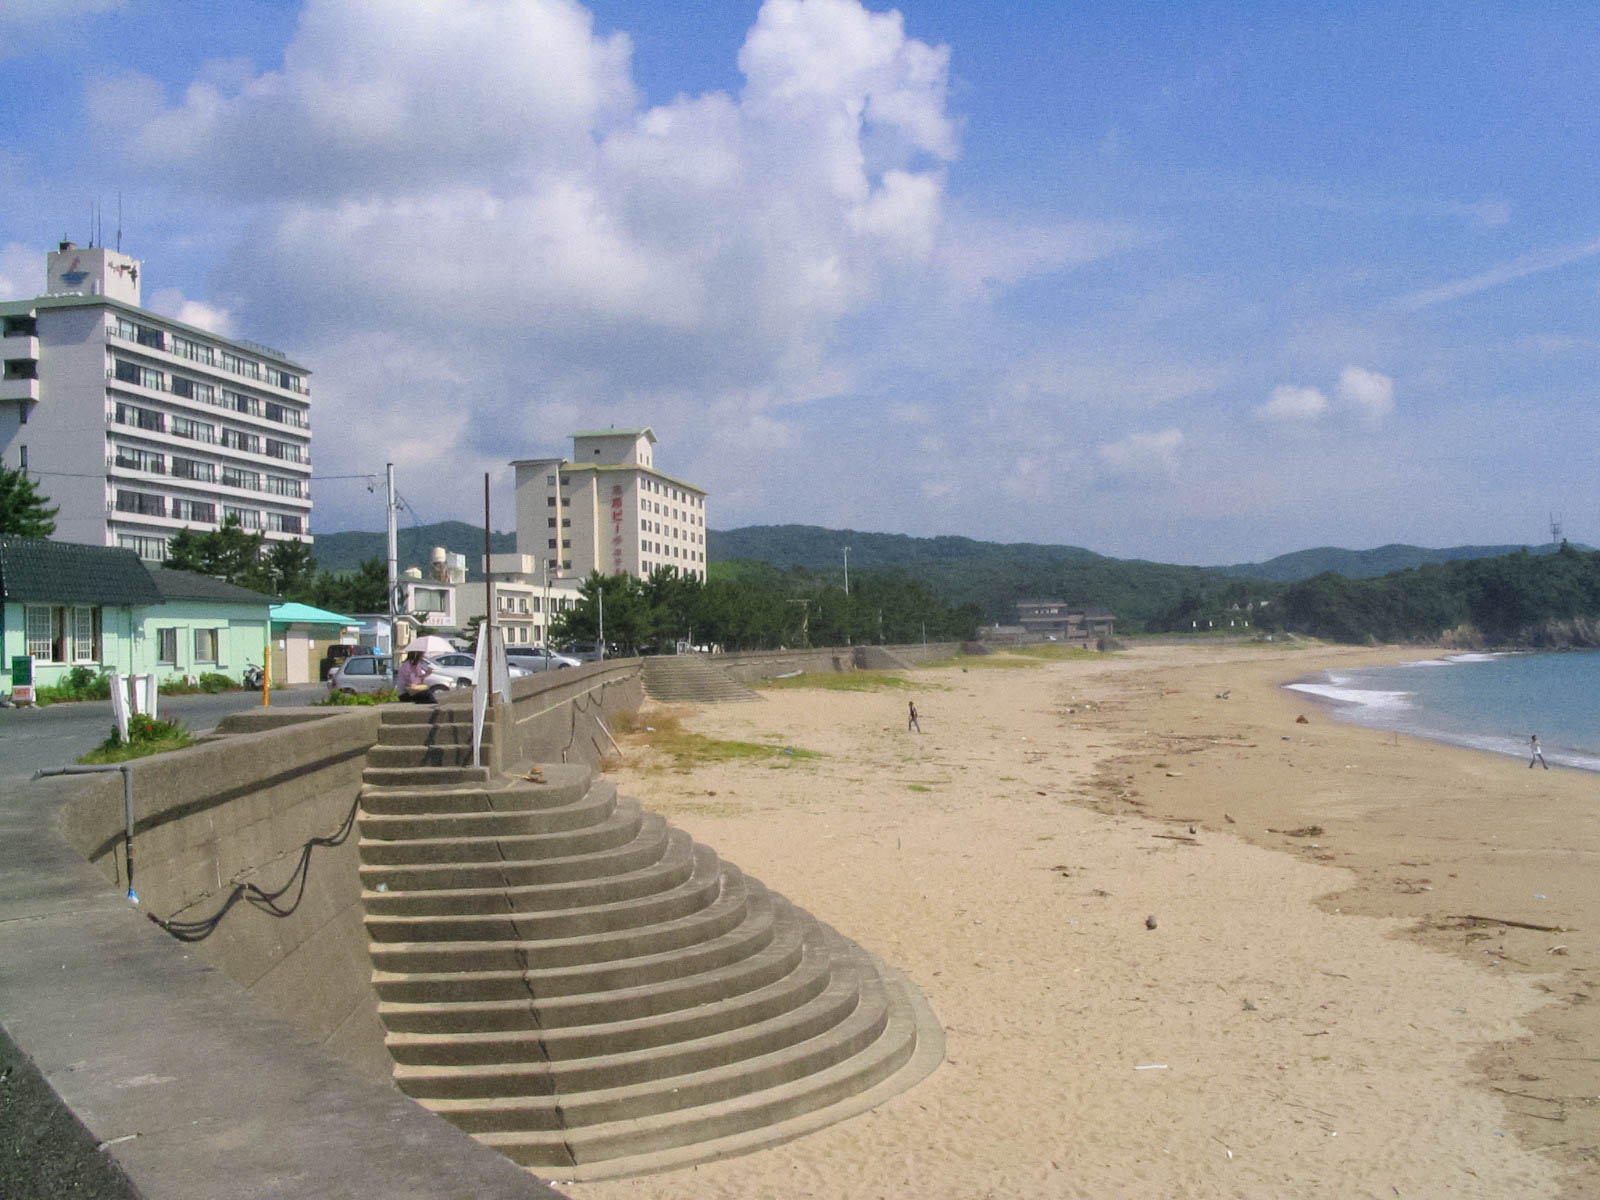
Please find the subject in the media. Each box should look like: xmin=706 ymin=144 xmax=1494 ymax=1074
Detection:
xmin=0 ymin=467 xmax=58 ymax=537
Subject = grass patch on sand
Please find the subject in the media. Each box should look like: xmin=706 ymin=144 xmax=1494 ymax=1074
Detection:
xmin=921 ymin=652 xmax=1041 ymax=670
xmin=627 ymin=713 xmax=822 ymax=771
xmin=1008 ymin=645 xmax=1110 ymax=661
xmin=757 ymin=670 xmax=937 ymax=692
xmin=906 ymin=783 xmax=933 ymax=793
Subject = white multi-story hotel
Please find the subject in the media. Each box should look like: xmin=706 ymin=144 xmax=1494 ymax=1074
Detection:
xmin=0 ymin=242 xmax=312 ymax=560
xmin=512 ymin=428 xmax=707 ymax=582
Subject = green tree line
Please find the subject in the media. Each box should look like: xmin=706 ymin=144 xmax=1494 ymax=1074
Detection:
xmin=549 ymin=562 xmax=981 ymax=653
xmin=1277 ymin=544 xmax=1600 ymax=645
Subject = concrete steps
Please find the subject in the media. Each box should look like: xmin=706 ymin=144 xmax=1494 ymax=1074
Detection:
xmin=356 ymin=716 xmax=942 ymax=1179
xmin=641 ymin=656 xmax=763 ymax=703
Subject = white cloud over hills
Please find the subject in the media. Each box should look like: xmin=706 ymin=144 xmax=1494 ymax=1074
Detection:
xmin=86 ymin=0 xmax=1146 ymax=534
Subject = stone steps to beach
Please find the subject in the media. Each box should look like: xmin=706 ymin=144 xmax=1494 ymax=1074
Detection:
xmin=356 ymin=709 xmax=942 ymax=1179
xmin=641 ymin=656 xmax=762 ymax=703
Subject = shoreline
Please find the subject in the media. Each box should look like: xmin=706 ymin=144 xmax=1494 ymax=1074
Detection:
xmin=560 ymin=641 xmax=1589 ymax=1198
xmin=1282 ymin=647 xmax=1600 ymax=774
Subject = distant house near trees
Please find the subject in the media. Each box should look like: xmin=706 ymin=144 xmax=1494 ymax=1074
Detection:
xmin=990 ymin=600 xmax=1115 ymax=644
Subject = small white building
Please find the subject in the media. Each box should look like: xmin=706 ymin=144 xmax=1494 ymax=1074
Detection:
xmin=454 ymin=552 xmax=585 ymax=648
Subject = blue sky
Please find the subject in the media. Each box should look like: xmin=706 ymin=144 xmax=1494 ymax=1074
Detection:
xmin=3 ymin=0 xmax=1596 ymax=564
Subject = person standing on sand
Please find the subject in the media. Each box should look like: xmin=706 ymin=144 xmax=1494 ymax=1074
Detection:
xmin=1530 ymin=734 xmax=1548 ymax=769
xmin=908 ymin=701 xmax=921 ymax=733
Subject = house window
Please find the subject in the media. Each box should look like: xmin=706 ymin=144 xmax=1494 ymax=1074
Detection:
xmin=547 ymin=517 xmax=556 ymax=528
xmin=25 ymin=606 xmax=58 ymax=661
xmin=194 ymin=628 xmax=219 ymax=664
xmin=73 ymin=607 xmax=100 ymax=662
xmin=157 ymin=627 xmax=178 ymax=664
xmin=546 ymin=475 xmax=555 ymax=485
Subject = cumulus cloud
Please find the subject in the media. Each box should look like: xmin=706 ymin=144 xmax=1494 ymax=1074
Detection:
xmin=1096 ymin=429 xmax=1183 ymax=483
xmin=1336 ymin=365 xmax=1394 ymax=427
xmin=95 ymin=0 xmax=1140 ymax=531
xmin=1255 ymin=384 xmax=1328 ymax=423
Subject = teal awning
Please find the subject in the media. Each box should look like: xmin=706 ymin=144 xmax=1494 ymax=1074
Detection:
xmin=270 ymin=602 xmax=360 ymax=628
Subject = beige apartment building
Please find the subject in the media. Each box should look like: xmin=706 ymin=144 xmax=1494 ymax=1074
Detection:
xmin=512 ymin=429 xmax=707 ymax=582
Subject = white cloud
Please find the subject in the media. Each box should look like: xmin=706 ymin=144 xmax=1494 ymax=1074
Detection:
xmin=95 ymin=0 xmax=1145 ymax=532
xmin=1255 ymin=384 xmax=1327 ymax=423
xmin=147 ymin=288 xmax=236 ymax=336
xmin=1096 ymin=429 xmax=1183 ymax=483
xmin=1336 ymin=365 xmax=1394 ymax=427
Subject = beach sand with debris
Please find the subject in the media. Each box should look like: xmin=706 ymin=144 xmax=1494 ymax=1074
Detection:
xmin=558 ymin=641 xmax=1595 ymax=1199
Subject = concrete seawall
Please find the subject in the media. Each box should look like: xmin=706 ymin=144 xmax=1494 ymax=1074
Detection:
xmin=0 ymin=673 xmax=622 ymax=1200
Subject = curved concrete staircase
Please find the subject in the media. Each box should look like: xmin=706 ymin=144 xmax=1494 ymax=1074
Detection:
xmin=641 ymin=656 xmax=763 ymax=704
xmin=357 ymin=704 xmax=942 ymax=1179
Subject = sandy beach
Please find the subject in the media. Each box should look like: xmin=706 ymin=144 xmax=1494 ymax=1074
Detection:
xmin=560 ymin=641 xmax=1596 ymax=1199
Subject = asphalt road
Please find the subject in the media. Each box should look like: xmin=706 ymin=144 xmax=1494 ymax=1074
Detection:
xmin=0 ymin=685 xmax=326 ymax=786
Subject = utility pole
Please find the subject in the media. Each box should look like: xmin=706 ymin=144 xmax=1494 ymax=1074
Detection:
xmin=386 ymin=463 xmax=399 ymax=658
xmin=843 ymin=545 xmax=851 ymax=596
xmin=597 ymin=586 xmax=605 ymax=660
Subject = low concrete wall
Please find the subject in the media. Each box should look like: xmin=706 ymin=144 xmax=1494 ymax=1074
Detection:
xmin=494 ymin=658 xmax=645 ymax=771
xmin=712 ymin=648 xmax=858 ymax=683
xmin=56 ymin=708 xmax=392 ymax=1079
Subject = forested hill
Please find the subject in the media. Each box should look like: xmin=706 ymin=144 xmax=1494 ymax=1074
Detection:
xmin=707 ymin=524 xmax=1109 ymax=570
xmin=1219 ymin=542 xmax=1576 ymax=582
xmin=708 ymin=524 xmax=1243 ymax=629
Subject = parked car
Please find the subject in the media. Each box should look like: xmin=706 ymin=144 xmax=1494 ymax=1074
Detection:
xmin=504 ymin=646 xmax=581 ymax=671
xmin=327 ymin=654 xmax=453 ymax=701
xmin=425 ymin=652 xmax=533 ymax=688
xmin=319 ymin=643 xmax=377 ymax=681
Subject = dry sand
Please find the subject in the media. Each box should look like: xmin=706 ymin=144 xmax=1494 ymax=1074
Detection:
xmin=560 ymin=641 xmax=1597 ymax=1199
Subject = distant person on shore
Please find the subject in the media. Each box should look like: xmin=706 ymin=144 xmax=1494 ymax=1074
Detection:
xmin=908 ymin=701 xmax=921 ymax=734
xmin=1529 ymin=734 xmax=1548 ymax=769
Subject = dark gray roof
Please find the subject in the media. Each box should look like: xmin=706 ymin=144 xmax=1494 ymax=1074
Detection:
xmin=145 ymin=566 xmax=276 ymax=606
xmin=0 ymin=538 xmax=163 ymax=606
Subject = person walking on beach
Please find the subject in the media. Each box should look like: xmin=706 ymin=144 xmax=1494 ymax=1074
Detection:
xmin=1530 ymin=733 xmax=1548 ymax=769
xmin=908 ymin=700 xmax=921 ymax=733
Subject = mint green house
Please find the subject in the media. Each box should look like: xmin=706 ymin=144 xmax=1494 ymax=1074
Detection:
xmin=0 ymin=537 xmax=272 ymax=694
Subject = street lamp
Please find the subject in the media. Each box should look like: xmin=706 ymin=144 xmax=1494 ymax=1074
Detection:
xmin=843 ymin=545 xmax=851 ymax=596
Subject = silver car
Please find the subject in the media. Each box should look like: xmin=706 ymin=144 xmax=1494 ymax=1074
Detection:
xmin=425 ymin=652 xmax=533 ymax=688
xmin=505 ymin=646 xmax=581 ymax=671
xmin=327 ymin=654 xmax=454 ymax=700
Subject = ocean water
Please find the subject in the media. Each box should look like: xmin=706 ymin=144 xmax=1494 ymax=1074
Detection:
xmin=1286 ymin=650 xmax=1600 ymax=773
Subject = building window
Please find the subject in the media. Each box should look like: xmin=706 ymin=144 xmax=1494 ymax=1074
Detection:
xmin=547 ymin=497 xmax=556 ymax=507
xmin=267 ymin=512 xmax=303 ymax=535
xmin=17 ymin=445 xmax=26 ymax=470
xmin=225 ymin=391 xmax=262 ymax=417
xmin=548 ymin=539 xmax=557 ymax=549
xmin=171 ymin=336 xmax=214 ymax=365
xmin=547 ymin=517 xmax=556 ymax=528
xmin=170 ymin=376 xmax=214 ymax=404
xmin=157 ymin=627 xmax=178 ymax=664
xmin=222 ymin=467 xmax=261 ymax=491
xmin=224 ymin=506 xmax=262 ymax=530
xmin=3 ymin=358 xmax=37 ymax=380
xmin=25 ymin=606 xmax=59 ymax=661
xmin=194 ymin=628 xmax=219 ymax=664
xmin=114 ymin=403 xmax=164 ymax=433
xmin=172 ymin=457 xmax=216 ymax=483
xmin=171 ymin=416 xmax=215 ymax=443
xmin=117 ymin=534 xmax=168 ymax=560
xmin=266 ymin=475 xmax=303 ymax=498
xmin=561 ymin=539 xmax=570 ymax=549
xmin=265 ymin=439 xmax=307 ymax=464
xmin=561 ymin=518 xmax=570 ymax=528
xmin=115 ymin=490 xmax=166 ymax=517
xmin=114 ymin=446 xmax=165 ymax=474
xmin=73 ymin=607 xmax=100 ymax=662
xmin=221 ymin=428 xmax=261 ymax=454
xmin=172 ymin=499 xmax=216 ymax=523
xmin=546 ymin=475 xmax=555 ymax=485
xmin=561 ymin=497 xmax=570 ymax=507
